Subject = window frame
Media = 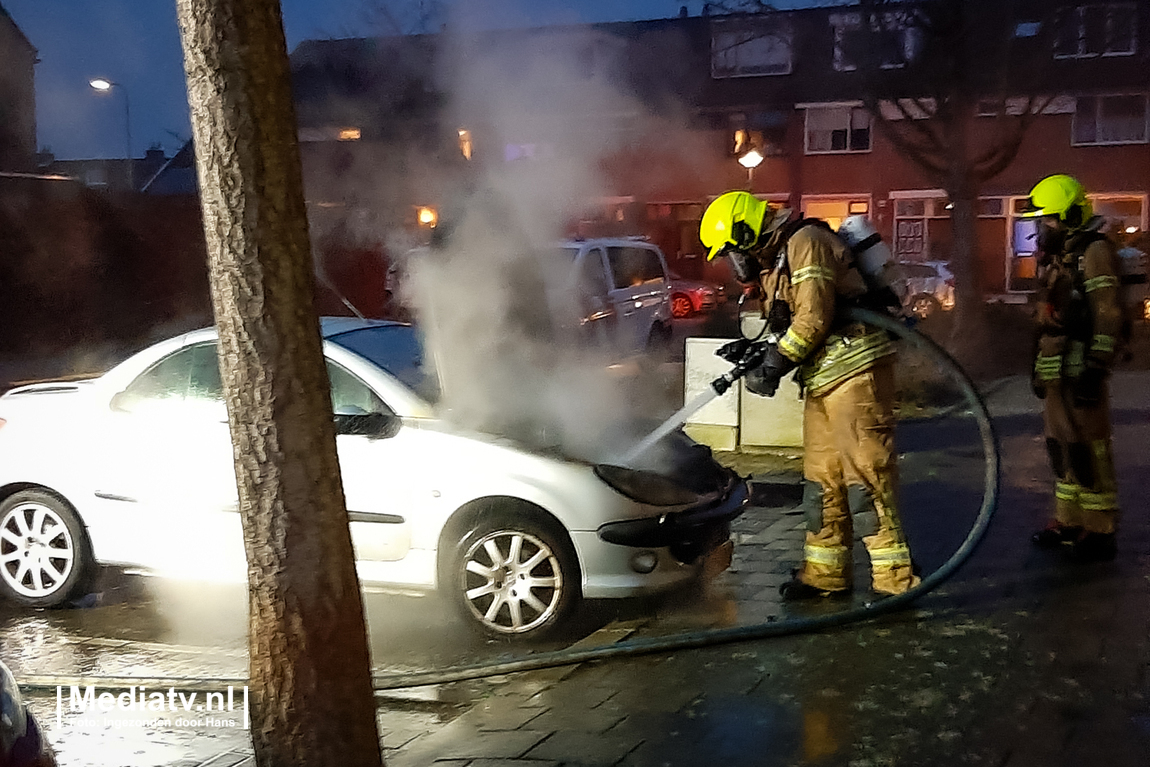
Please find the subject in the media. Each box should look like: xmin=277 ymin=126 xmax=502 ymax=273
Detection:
xmin=1071 ymin=93 xmax=1150 ymax=146
xmin=710 ymin=17 xmax=794 ymax=79
xmin=830 ymin=11 xmax=919 ymax=72
xmin=1053 ymin=3 xmax=1138 ymax=59
xmin=803 ymin=104 xmax=873 ymax=155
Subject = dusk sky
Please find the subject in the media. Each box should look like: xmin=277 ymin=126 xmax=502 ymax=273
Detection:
xmin=2 ymin=1 xmax=830 ymax=161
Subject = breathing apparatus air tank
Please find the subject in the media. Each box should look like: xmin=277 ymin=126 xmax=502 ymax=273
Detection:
xmin=837 ymin=215 xmax=898 ymax=298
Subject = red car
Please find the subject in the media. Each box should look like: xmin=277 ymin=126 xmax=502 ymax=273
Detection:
xmin=668 ymin=272 xmax=726 ymax=319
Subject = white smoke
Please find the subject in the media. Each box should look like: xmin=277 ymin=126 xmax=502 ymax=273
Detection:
xmin=398 ymin=24 xmax=681 ymax=463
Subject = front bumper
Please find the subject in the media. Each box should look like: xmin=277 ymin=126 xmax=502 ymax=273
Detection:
xmin=595 ymin=473 xmax=750 ymax=564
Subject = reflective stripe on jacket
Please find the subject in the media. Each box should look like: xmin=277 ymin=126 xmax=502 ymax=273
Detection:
xmin=1033 ymin=230 xmax=1123 ymax=380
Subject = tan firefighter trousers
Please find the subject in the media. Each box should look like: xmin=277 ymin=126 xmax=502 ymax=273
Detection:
xmin=1043 ymin=379 xmax=1120 ymax=534
xmin=798 ymin=360 xmax=919 ymax=595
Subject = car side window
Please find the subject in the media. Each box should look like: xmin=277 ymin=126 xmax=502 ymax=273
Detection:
xmin=327 ymin=360 xmax=391 ymax=417
xmin=188 ymin=343 xmax=223 ymax=401
xmin=606 ymin=246 xmax=664 ymax=289
xmin=577 ymin=248 xmax=610 ymax=302
xmin=121 ymin=345 xmax=196 ymax=404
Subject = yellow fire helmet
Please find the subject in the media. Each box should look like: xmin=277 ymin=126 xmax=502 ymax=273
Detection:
xmin=1020 ymin=174 xmax=1093 ymax=224
xmin=700 ymin=191 xmax=791 ymax=260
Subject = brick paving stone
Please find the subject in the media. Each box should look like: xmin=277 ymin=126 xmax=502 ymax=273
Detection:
xmin=390 ymin=724 xmax=550 ymax=767
xmin=465 ymin=761 xmax=563 ymax=767
xmin=524 ymin=705 xmax=625 ymax=735
xmin=523 ymin=729 xmax=644 ymax=765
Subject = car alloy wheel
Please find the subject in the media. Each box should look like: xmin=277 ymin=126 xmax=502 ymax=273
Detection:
xmin=909 ymin=294 xmax=940 ymax=319
xmin=670 ymin=294 xmax=694 ymax=319
xmin=0 ymin=490 xmax=94 ymax=607
xmin=454 ymin=516 xmax=578 ymax=639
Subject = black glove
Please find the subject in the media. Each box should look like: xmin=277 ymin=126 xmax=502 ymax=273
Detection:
xmin=1073 ymin=365 xmax=1107 ymax=408
xmin=715 ymin=339 xmax=753 ymax=364
xmin=1031 ymin=375 xmax=1047 ymax=400
xmin=744 ymin=344 xmax=797 ymax=398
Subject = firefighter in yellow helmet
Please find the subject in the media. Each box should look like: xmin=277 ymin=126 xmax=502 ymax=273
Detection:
xmin=701 ymin=191 xmax=919 ymax=599
xmin=1023 ymin=175 xmax=1124 ymax=562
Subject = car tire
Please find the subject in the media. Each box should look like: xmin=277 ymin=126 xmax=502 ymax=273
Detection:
xmin=908 ymin=293 xmax=941 ymax=319
xmin=670 ymin=293 xmax=694 ymax=319
xmin=0 ymin=490 xmax=95 ymax=608
xmin=647 ymin=322 xmax=673 ymax=355
xmin=450 ymin=511 xmax=580 ymax=640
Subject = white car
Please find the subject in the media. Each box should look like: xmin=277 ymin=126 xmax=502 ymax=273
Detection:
xmin=0 ymin=319 xmax=746 ymax=639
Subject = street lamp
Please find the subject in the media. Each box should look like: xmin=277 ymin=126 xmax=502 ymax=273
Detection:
xmin=738 ymin=148 xmax=764 ymax=190
xmin=89 ymin=78 xmax=133 ymax=190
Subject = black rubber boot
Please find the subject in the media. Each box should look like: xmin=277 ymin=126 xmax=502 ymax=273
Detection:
xmin=1068 ymin=532 xmax=1117 ymax=563
xmin=1031 ymin=524 xmax=1082 ymax=548
xmin=779 ymin=576 xmax=849 ymax=601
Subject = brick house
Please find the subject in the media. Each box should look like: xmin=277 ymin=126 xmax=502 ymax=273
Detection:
xmin=290 ymin=1 xmax=1148 ymax=301
xmin=0 ymin=3 xmax=37 ymax=172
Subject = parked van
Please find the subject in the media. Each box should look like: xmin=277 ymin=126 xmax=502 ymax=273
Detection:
xmin=554 ymin=237 xmax=674 ymax=356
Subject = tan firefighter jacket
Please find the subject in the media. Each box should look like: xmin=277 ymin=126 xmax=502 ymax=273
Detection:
xmin=1034 ymin=227 xmax=1124 ymax=383
xmin=759 ymin=222 xmax=895 ymax=397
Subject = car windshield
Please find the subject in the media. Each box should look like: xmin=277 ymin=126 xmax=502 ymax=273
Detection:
xmin=327 ymin=325 xmax=441 ymax=404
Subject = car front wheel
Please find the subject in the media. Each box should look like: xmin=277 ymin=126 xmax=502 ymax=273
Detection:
xmin=0 ymin=490 xmax=95 ymax=608
xmin=908 ymin=293 xmax=941 ymax=319
xmin=451 ymin=513 xmax=580 ymax=640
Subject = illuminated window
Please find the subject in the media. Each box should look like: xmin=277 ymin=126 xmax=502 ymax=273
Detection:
xmin=458 ymin=129 xmax=473 ymax=160
xmin=338 ymin=128 xmax=362 ymax=141
xmin=848 ymin=201 xmax=869 ymax=215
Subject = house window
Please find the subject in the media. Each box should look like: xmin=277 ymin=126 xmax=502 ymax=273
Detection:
xmin=457 ymin=129 xmax=473 ymax=160
xmin=1015 ymin=21 xmax=1042 ymax=38
xmin=711 ymin=18 xmax=793 ymax=78
xmin=805 ymin=106 xmax=871 ymax=153
xmin=831 ymin=12 xmax=920 ymax=71
xmin=802 ymin=198 xmax=870 ymax=231
xmin=1054 ymin=4 xmax=1137 ymax=58
xmin=1072 ymin=94 xmax=1149 ymax=145
xmin=84 ymin=167 xmax=107 ymax=187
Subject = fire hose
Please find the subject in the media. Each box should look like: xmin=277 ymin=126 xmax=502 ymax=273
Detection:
xmin=19 ymin=307 xmax=999 ymax=695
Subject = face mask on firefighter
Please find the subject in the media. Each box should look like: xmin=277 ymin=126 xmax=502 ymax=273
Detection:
xmin=1035 ymin=219 xmax=1066 ymax=257
xmin=725 ymin=247 xmax=764 ymax=284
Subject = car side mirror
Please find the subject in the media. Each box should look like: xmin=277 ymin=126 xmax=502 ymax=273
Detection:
xmin=334 ymin=411 xmax=401 ymax=439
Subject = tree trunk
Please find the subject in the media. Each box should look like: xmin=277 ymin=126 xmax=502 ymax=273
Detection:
xmin=174 ymin=2 xmax=383 ymax=765
xmin=947 ymin=193 xmax=985 ymax=353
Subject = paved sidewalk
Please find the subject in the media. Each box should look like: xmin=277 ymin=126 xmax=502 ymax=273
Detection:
xmin=21 ymin=372 xmax=1150 ymax=766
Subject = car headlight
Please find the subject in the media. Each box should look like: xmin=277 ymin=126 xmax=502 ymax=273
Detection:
xmin=594 ymin=464 xmax=700 ymax=506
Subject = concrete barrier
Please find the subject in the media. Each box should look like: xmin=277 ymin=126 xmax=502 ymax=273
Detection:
xmin=682 ymin=336 xmax=804 ymax=450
